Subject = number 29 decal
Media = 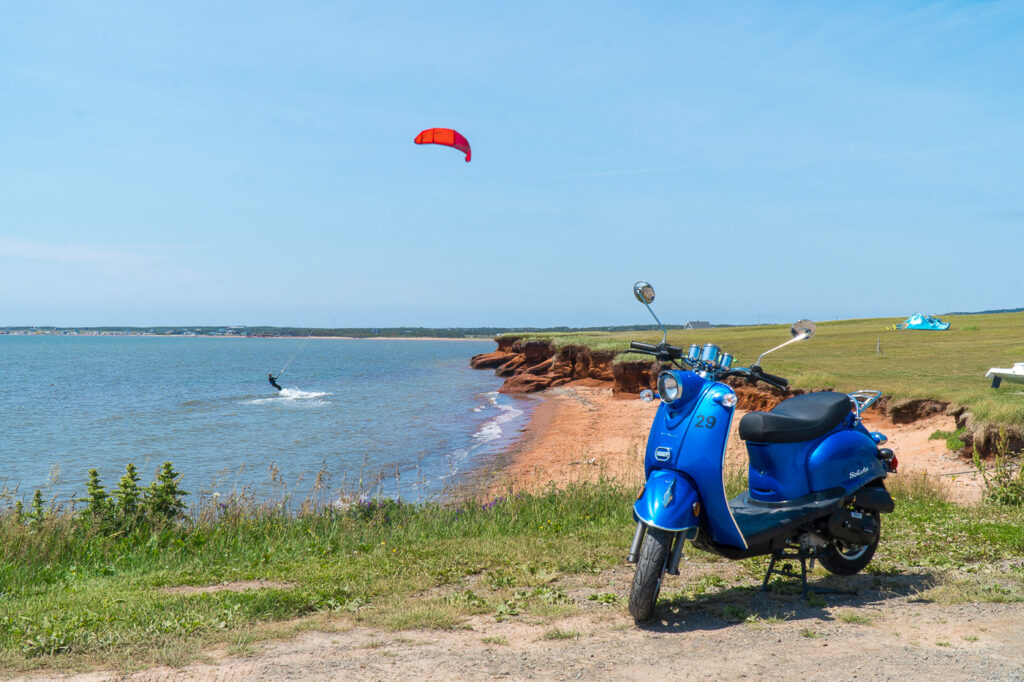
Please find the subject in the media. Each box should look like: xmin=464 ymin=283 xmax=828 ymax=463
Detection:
xmin=694 ymin=414 xmax=717 ymax=429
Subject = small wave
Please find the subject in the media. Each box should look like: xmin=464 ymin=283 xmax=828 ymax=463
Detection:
xmin=471 ymin=397 xmax=525 ymax=445
xmin=279 ymin=388 xmax=330 ymax=399
xmin=423 ymin=394 xmax=528 ymax=484
xmin=473 ymin=421 xmax=503 ymax=443
xmin=242 ymin=388 xmax=331 ymax=406
xmin=471 ymin=391 xmax=501 ymax=413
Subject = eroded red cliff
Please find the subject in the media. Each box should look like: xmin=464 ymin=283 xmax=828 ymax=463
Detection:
xmin=470 ymin=337 xmax=652 ymax=395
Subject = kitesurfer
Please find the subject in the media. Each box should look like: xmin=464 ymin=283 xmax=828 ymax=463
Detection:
xmin=268 ymin=373 xmax=283 ymax=392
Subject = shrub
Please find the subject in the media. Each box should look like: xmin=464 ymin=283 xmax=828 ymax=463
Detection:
xmin=929 ymin=428 xmax=966 ymax=451
xmin=28 ymin=490 xmax=45 ymax=527
xmin=85 ymin=469 xmax=109 ymax=517
xmin=974 ymin=429 xmax=1024 ymax=506
xmin=143 ymin=462 xmax=189 ymax=524
xmin=113 ymin=463 xmax=143 ymax=528
xmin=84 ymin=469 xmax=113 ymax=531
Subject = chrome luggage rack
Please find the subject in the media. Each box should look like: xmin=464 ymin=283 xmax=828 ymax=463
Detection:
xmin=848 ymin=390 xmax=882 ymax=420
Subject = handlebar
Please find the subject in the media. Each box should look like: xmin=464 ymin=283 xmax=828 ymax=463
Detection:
xmin=629 ymin=341 xmax=683 ymax=361
xmin=703 ymin=366 xmax=791 ymax=390
xmin=628 ymin=343 xmax=790 ymax=389
xmin=749 ymin=365 xmax=789 ymax=389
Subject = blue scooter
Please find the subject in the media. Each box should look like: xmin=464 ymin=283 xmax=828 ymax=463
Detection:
xmin=625 ymin=281 xmax=898 ymax=622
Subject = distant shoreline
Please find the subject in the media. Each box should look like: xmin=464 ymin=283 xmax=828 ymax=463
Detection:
xmin=195 ymin=335 xmax=488 ymax=341
xmin=0 ymin=333 xmax=492 ymax=341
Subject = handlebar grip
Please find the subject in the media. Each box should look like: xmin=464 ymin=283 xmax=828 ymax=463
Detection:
xmin=629 ymin=342 xmax=658 ymax=352
xmin=759 ymin=371 xmax=789 ymax=387
xmin=749 ymin=365 xmax=789 ymax=389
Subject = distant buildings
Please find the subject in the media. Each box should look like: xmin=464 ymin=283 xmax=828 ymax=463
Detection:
xmin=684 ymin=320 xmax=712 ymax=330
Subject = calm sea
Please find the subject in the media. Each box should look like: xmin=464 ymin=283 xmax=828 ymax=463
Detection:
xmin=0 ymin=336 xmax=531 ymax=504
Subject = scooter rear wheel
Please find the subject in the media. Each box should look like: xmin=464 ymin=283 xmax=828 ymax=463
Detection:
xmin=628 ymin=527 xmax=672 ymax=623
xmin=818 ymin=511 xmax=880 ymax=576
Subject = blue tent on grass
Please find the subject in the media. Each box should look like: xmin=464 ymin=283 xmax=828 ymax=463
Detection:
xmin=896 ymin=313 xmax=950 ymax=331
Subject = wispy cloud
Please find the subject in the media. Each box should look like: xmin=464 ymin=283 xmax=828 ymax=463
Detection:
xmin=0 ymin=238 xmax=156 ymax=267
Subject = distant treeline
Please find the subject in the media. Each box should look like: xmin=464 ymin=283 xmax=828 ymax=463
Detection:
xmin=944 ymin=307 xmax=1024 ymax=316
xmin=1 ymin=324 xmax=710 ymax=338
xmin=242 ymin=324 xmax=711 ymax=338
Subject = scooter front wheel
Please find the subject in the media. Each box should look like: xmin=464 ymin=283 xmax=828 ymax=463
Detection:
xmin=628 ymin=527 xmax=672 ymax=623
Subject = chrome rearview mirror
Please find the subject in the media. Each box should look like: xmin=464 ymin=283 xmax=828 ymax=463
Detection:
xmin=632 ymin=280 xmax=667 ymax=345
xmin=633 ymin=281 xmax=656 ymax=305
xmin=791 ymin=319 xmax=816 ymax=341
xmin=756 ymin=318 xmax=816 ymax=366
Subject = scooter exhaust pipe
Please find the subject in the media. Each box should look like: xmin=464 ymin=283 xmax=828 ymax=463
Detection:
xmin=666 ymin=533 xmax=685 ymax=575
xmin=627 ymin=521 xmax=646 ymax=563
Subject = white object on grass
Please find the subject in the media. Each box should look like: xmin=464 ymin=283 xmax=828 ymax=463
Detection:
xmin=985 ymin=362 xmax=1024 ymax=388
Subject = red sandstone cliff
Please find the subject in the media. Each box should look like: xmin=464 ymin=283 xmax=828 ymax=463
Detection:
xmin=470 ymin=337 xmax=655 ymax=396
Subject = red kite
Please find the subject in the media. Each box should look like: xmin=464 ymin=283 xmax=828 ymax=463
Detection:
xmin=414 ymin=128 xmax=471 ymax=162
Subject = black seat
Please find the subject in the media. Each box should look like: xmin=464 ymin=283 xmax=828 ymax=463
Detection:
xmin=738 ymin=392 xmax=852 ymax=444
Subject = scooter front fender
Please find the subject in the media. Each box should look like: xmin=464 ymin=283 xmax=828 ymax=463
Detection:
xmin=633 ymin=469 xmax=699 ymax=534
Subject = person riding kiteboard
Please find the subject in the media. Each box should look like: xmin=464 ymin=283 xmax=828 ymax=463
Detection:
xmin=268 ymin=373 xmax=283 ymax=392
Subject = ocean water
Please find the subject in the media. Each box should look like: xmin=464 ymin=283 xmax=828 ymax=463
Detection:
xmin=0 ymin=336 xmax=531 ymax=504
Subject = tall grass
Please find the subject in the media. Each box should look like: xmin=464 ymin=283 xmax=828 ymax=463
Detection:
xmin=3 ymin=462 xmax=1024 ymax=672
xmin=0 ymin=475 xmax=634 ymax=670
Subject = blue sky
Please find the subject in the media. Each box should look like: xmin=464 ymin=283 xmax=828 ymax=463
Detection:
xmin=2 ymin=1 xmax=1022 ymax=327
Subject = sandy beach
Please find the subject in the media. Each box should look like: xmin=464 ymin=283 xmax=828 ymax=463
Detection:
xmin=485 ymin=381 xmax=983 ymax=503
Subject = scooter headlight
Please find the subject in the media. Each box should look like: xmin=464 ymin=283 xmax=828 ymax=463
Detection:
xmin=657 ymin=372 xmax=683 ymax=404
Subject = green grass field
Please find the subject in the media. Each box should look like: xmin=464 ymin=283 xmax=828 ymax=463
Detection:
xmin=517 ymin=311 xmax=1024 ymax=427
xmin=1 ymin=478 xmax=1023 ymax=673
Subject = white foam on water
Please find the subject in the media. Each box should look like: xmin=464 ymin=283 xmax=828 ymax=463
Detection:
xmin=279 ymin=388 xmax=329 ymax=399
xmin=243 ymin=388 xmax=331 ymax=406
xmin=325 ymin=390 xmax=533 ymax=502
xmin=472 ymin=391 xmax=500 ymax=413
xmin=442 ymin=393 xmax=527 ymax=478
xmin=473 ymin=398 xmax=523 ymax=444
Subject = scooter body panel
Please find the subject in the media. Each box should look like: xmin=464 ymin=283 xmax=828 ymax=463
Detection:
xmin=633 ymin=469 xmax=699 ymax=532
xmin=745 ymin=416 xmax=886 ymax=503
xmin=807 ymin=421 xmax=886 ymax=495
xmin=644 ymin=371 xmax=746 ymax=549
xmin=746 ymin=437 xmax=820 ymax=502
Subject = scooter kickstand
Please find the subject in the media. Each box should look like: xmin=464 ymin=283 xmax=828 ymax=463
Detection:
xmin=761 ymin=548 xmax=816 ymax=595
xmin=762 ymin=549 xmax=806 ymax=592
xmin=763 ymin=547 xmax=858 ymax=598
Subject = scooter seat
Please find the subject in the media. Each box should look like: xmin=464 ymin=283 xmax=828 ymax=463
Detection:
xmin=738 ymin=391 xmax=852 ymax=444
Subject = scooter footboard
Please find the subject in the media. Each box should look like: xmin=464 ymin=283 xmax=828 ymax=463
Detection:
xmin=633 ymin=469 xmax=700 ymax=533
